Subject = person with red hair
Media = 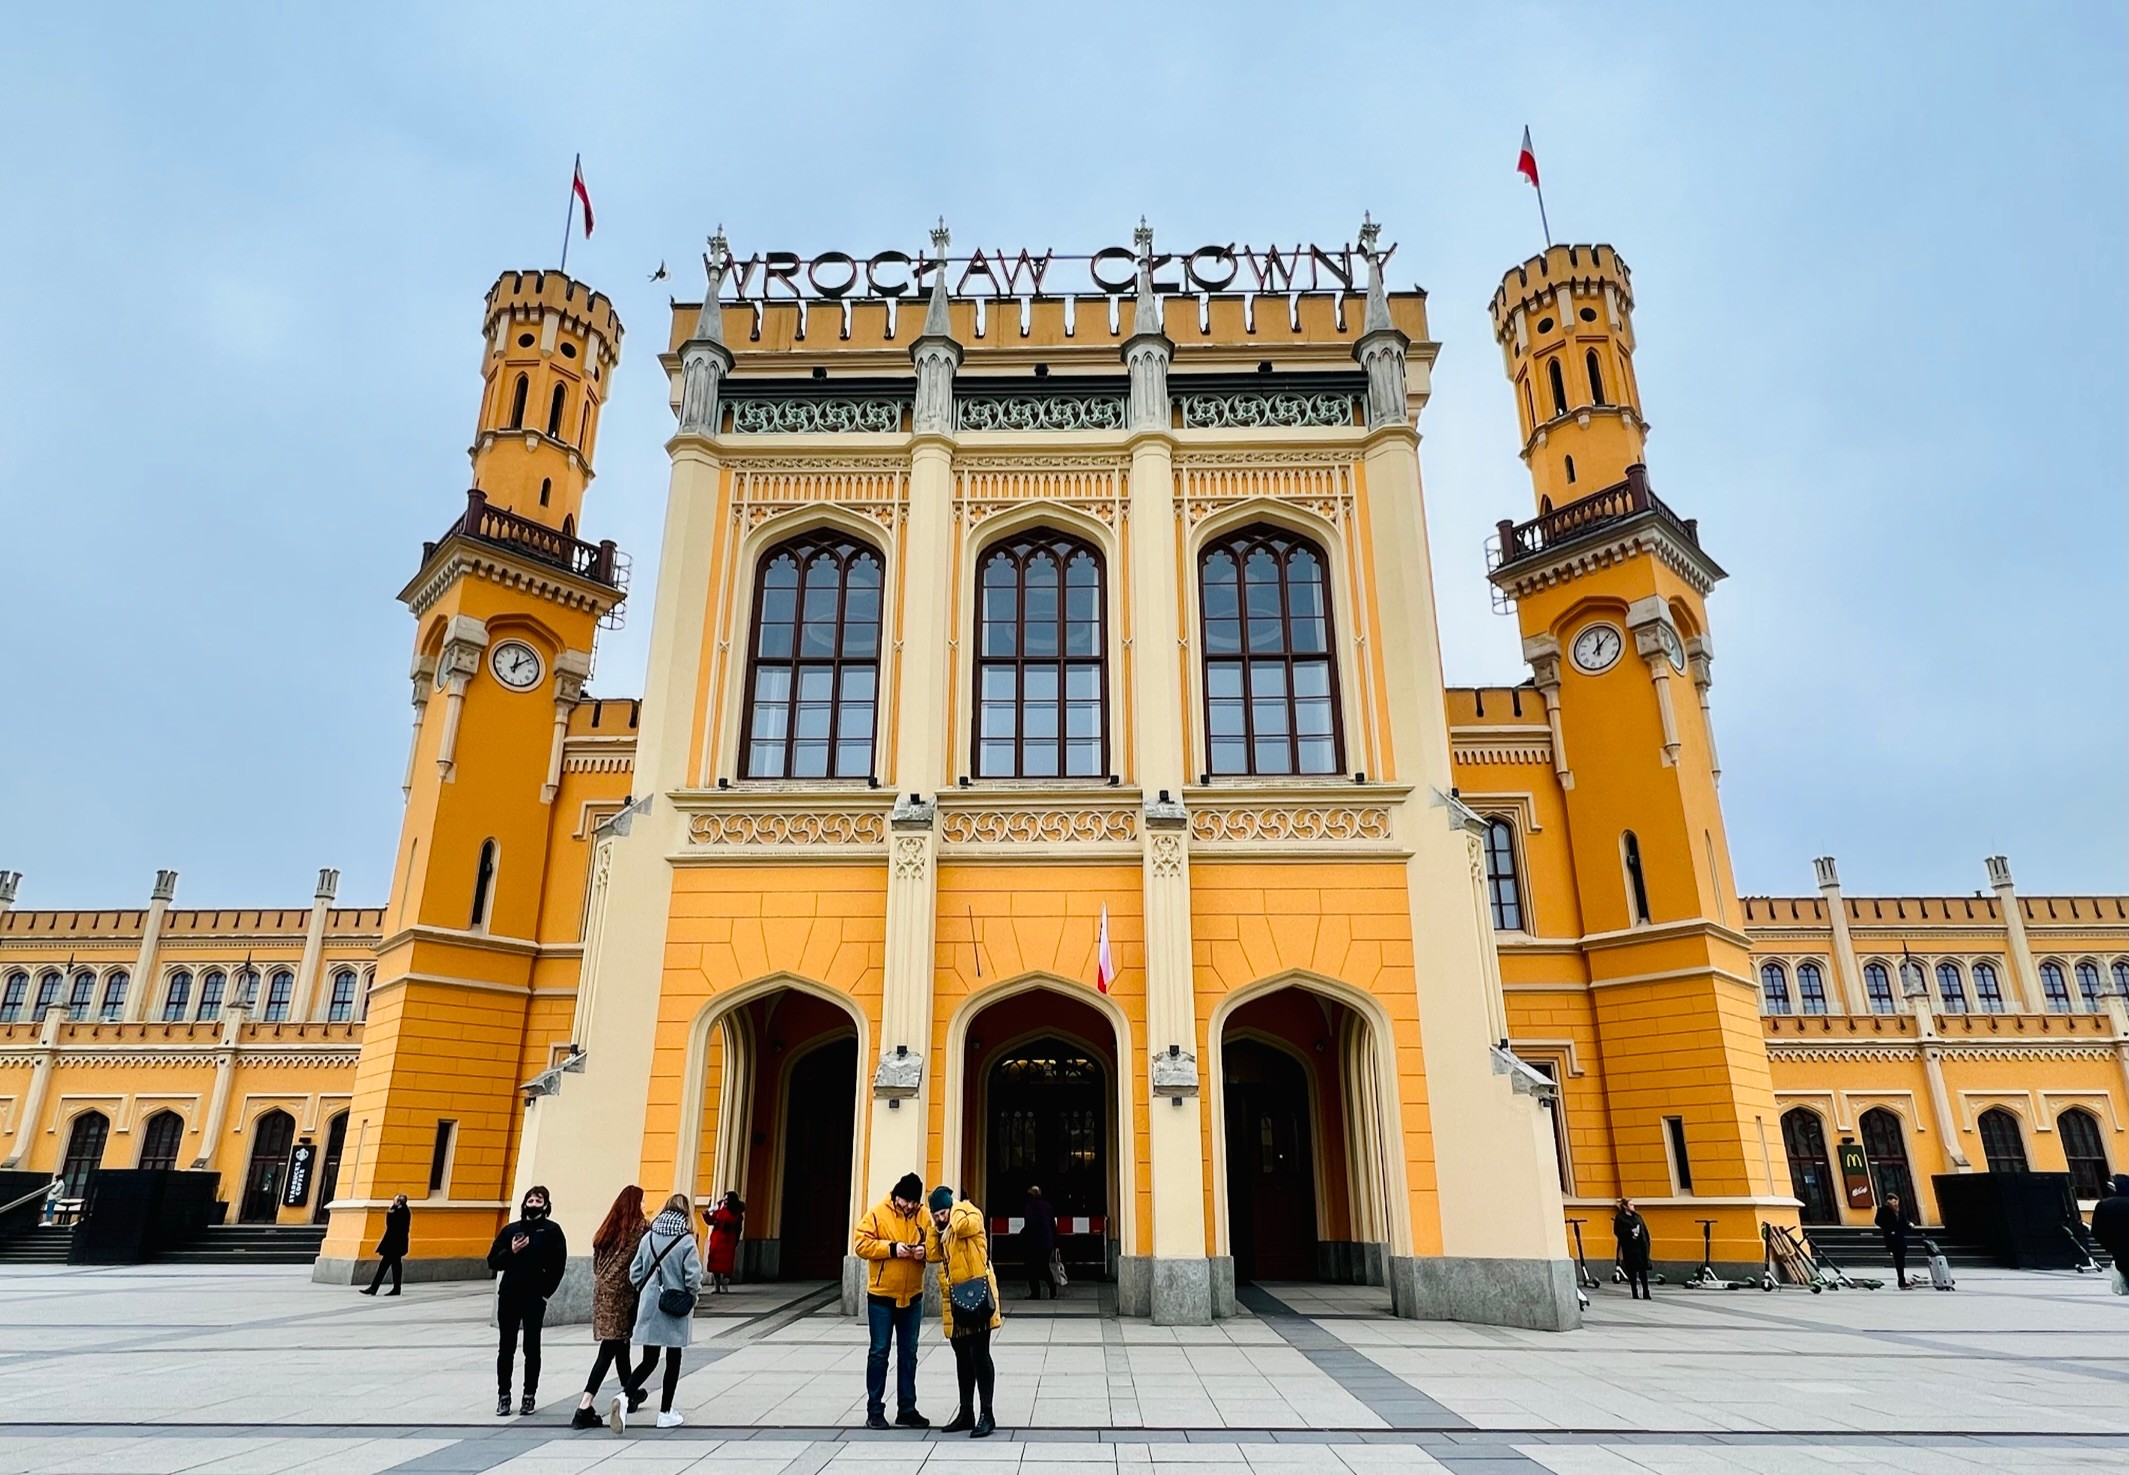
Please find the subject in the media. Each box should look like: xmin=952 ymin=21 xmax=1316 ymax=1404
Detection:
xmin=571 ymin=1184 xmax=649 ymax=1431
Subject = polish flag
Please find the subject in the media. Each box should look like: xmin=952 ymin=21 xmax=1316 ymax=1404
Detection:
xmin=1516 ymin=127 xmax=1540 ymax=190
xmin=572 ymin=155 xmax=595 ymax=237
xmin=1094 ymin=905 xmax=1115 ymax=995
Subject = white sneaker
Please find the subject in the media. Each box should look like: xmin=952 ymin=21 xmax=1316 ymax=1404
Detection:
xmin=608 ymin=1394 xmax=625 ymax=1435
xmin=656 ymin=1411 xmax=683 ymax=1429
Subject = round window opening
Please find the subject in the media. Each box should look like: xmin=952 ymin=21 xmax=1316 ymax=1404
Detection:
xmin=516 ymin=332 xmax=535 ymax=348
xmin=560 ymin=341 xmax=577 ymax=358
xmin=1579 ymin=307 xmax=1597 ymax=322
xmin=1536 ymin=316 xmax=1554 ymax=334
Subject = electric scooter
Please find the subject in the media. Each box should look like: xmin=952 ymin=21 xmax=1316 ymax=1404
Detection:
xmin=1679 ymin=1217 xmax=1753 ymax=1290
xmin=1564 ymin=1218 xmax=1595 ymax=1309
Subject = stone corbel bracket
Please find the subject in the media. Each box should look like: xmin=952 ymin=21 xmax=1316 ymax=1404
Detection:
xmin=1151 ymin=1044 xmax=1199 ymax=1097
xmin=1491 ymin=1045 xmax=1559 ymax=1101
xmin=873 ymin=1044 xmax=923 ymax=1099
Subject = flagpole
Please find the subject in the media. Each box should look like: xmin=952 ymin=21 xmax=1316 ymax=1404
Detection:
xmin=560 ymin=154 xmax=579 ymax=273
xmin=1535 ymin=180 xmax=1552 ymax=249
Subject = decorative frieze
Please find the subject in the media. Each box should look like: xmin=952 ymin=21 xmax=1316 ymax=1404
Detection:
xmin=728 ymin=397 xmax=903 ymax=435
xmin=1176 ymin=392 xmax=1356 ymax=430
xmin=958 ymin=395 xmax=1125 ymax=433
xmin=938 ymin=808 xmax=1138 ymax=846
xmin=686 ymin=811 xmax=887 ymax=847
xmin=1189 ymin=805 xmax=1393 ymax=843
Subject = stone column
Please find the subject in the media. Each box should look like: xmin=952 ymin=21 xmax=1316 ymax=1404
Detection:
xmin=1815 ymin=857 xmax=1864 ymax=1015
xmin=431 ymin=616 xmax=490 ymax=782
xmin=192 ymin=1010 xmax=245 ymax=1169
xmin=296 ymin=869 xmax=338 ymax=1020
xmin=1987 ymin=856 xmax=2040 ymax=1012
xmin=540 ymin=651 xmax=593 ymax=804
xmin=124 ymin=869 xmax=179 ymax=1022
xmin=1521 ymin=637 xmax=1574 ymax=790
xmin=1906 ymin=962 xmax=1970 ymax=1172
xmin=402 ymin=655 xmax=436 ymax=799
xmin=0 ymin=1007 xmax=62 ymax=1168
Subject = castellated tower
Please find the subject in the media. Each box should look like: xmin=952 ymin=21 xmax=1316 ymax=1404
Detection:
xmin=314 ymin=271 xmax=629 ymax=1285
xmin=1486 ymin=245 xmax=1794 ymax=1273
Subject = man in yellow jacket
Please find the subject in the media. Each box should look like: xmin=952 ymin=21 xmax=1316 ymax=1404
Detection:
xmin=853 ymin=1171 xmax=929 ymax=1430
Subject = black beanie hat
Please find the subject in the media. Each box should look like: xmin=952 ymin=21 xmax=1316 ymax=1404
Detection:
xmin=929 ymin=1185 xmax=955 ymax=1213
xmin=894 ymin=1172 xmax=924 ymax=1202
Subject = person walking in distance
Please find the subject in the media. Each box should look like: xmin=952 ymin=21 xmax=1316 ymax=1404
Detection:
xmin=1876 ymin=1192 xmax=1915 ymax=1288
xmin=700 ymin=1191 xmax=744 ymax=1295
xmin=571 ymin=1185 xmax=649 ymax=1432
xmin=1021 ymin=1184 xmax=1058 ymax=1300
xmin=487 ymin=1186 xmax=567 ymax=1416
xmin=628 ymin=1193 xmax=704 ymax=1429
xmin=1613 ymin=1197 xmax=1653 ymax=1300
xmin=854 ymin=1172 xmax=930 ymax=1431
xmin=360 ymin=1194 xmax=410 ymax=1296
xmin=929 ymin=1185 xmax=1002 ymax=1438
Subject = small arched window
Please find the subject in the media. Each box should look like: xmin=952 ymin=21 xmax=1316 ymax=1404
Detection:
xmin=561 ymin=514 xmax=575 ymax=538
xmin=1622 ymin=832 xmax=1651 ymax=924
xmin=1200 ymin=525 xmax=1343 ymax=776
xmin=138 ymin=1110 xmax=185 ymax=1172
xmin=1976 ymin=1107 xmax=2028 ymax=1173
xmin=579 ymin=400 xmax=591 ymax=446
xmin=1796 ymin=961 xmax=1828 ymax=1014
xmin=742 ymin=532 xmax=884 ymax=780
xmin=1936 ymin=962 xmax=1967 ymax=1013
xmin=263 ymin=969 xmax=295 ymax=1023
xmin=2074 ymin=961 xmax=2104 ymax=1011
xmin=328 ymin=969 xmax=359 ymax=1024
xmin=196 ymin=969 xmax=226 ymax=1022
xmin=162 ymin=971 xmax=193 ymax=1022
xmin=33 ymin=970 xmax=62 ymax=1018
xmin=1760 ymin=962 xmax=1792 ymax=1015
xmin=546 ymin=383 xmax=567 ymax=437
xmin=1586 ymin=349 xmax=1607 ymax=405
xmin=0 ymin=970 xmax=26 ymax=1022
xmin=60 ymin=1111 xmax=109 ymax=1198
xmin=66 ymin=969 xmax=96 ymax=1021
xmin=507 ymin=373 xmax=528 ymax=429
xmin=1547 ymin=358 xmax=1567 ymax=417
xmin=98 ymin=970 xmax=128 ymax=1022
xmin=1563 ymin=454 xmax=1576 ymax=485
xmin=1863 ymin=962 xmax=1896 ymax=1014
xmin=1483 ymin=818 xmax=1524 ymax=932
xmin=974 ymin=530 xmax=1107 ymax=779
xmin=470 ymin=839 xmax=498 ymax=929
xmin=539 ymin=477 xmax=551 ymax=508
xmin=2058 ymin=1107 xmax=2110 ymax=1200
xmin=1972 ymin=960 xmax=2004 ymax=1013
xmin=2039 ymin=961 xmax=2071 ymax=1012
xmin=1521 ymin=381 xmax=1534 ymax=425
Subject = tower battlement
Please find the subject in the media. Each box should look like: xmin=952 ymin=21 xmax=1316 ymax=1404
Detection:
xmin=1488 ymin=244 xmax=1632 ymax=342
xmin=483 ymin=269 xmax=623 ymax=366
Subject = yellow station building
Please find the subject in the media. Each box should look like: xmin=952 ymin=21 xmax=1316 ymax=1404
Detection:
xmin=2 ymin=227 xmax=2122 ymax=1325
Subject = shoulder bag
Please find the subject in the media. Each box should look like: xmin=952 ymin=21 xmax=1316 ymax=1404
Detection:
xmin=635 ymin=1231 xmax=696 ymax=1319
xmin=947 ymin=1216 xmax=995 ymax=1323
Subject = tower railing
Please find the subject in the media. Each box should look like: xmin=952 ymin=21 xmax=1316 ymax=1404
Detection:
xmin=427 ymin=489 xmax=621 ymax=590
xmin=1488 ymin=464 xmax=1699 ymax=572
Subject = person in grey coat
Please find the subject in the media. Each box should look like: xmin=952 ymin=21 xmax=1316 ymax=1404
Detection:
xmin=627 ymin=1194 xmax=703 ymax=1428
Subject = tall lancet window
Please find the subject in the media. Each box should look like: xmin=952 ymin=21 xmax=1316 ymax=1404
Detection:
xmin=742 ymin=531 xmax=883 ymax=780
xmin=975 ymin=530 xmax=1107 ymax=779
xmin=1200 ymin=525 xmax=1343 ymax=777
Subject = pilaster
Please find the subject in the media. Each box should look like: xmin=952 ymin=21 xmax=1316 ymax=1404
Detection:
xmin=1987 ymin=856 xmax=2040 ymax=1012
xmin=296 ymin=868 xmax=338 ymax=1020
xmin=868 ymin=798 xmax=937 ymax=1206
xmin=1814 ymin=857 xmax=1865 ymax=1015
xmin=124 ymin=869 xmax=179 ymax=1022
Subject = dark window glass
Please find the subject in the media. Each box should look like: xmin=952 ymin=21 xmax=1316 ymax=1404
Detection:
xmin=974 ymin=531 xmax=1107 ymax=779
xmin=1623 ymin=832 xmax=1651 ymax=924
xmin=98 ymin=971 xmax=128 ymax=1022
xmin=328 ymin=970 xmax=358 ymax=1023
xmin=196 ymin=969 xmax=226 ymax=1022
xmin=471 ymin=840 xmax=497 ymax=928
xmin=60 ymin=1112 xmax=108 ymax=1198
xmin=162 ymin=971 xmax=192 ymax=1022
xmin=264 ymin=970 xmax=294 ymax=1023
xmin=1483 ymin=819 xmax=1523 ymax=931
xmin=2059 ymin=1109 xmax=2110 ymax=1200
xmin=0 ymin=971 xmax=26 ymax=1022
xmin=1564 ymin=453 xmax=1576 ymax=485
xmin=1760 ymin=962 xmax=1791 ymax=1015
xmin=546 ymin=382 xmax=566 ymax=437
xmin=428 ymin=1120 xmax=456 ymax=1194
xmin=2074 ymin=961 xmax=2104 ymax=1011
xmin=507 ymin=374 xmax=528 ymax=429
xmin=1863 ymin=963 xmax=1896 ymax=1014
xmin=1972 ymin=961 xmax=2004 ymax=1013
xmin=1200 ymin=526 xmax=1343 ymax=777
xmin=1859 ymin=1108 xmax=1915 ymax=1211
xmin=1977 ymin=1108 xmax=2028 ymax=1173
xmin=2040 ymin=962 xmax=2071 ymax=1012
xmin=1781 ymin=1109 xmax=1838 ymax=1223
xmin=743 ymin=533 xmax=883 ymax=780
xmin=138 ymin=1111 xmax=185 ymax=1171
xmin=1797 ymin=961 xmax=1828 ymax=1014
xmin=66 ymin=970 xmax=96 ymax=1021
xmin=2114 ymin=960 xmax=2129 ymax=1001
xmin=1936 ymin=962 xmax=1967 ymax=1012
xmin=1586 ymin=349 xmax=1607 ymax=405
xmin=33 ymin=971 xmax=61 ymax=1018
xmin=1664 ymin=1115 xmax=1693 ymax=1193
xmin=1547 ymin=358 xmax=1567 ymax=416
xmin=233 ymin=968 xmax=259 ymax=1013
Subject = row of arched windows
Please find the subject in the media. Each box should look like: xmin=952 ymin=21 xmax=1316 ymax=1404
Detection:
xmin=1781 ymin=1102 xmax=2115 ymax=1222
xmin=737 ymin=523 xmax=1350 ymax=782
xmin=2039 ymin=958 xmax=2126 ymax=1013
xmin=56 ymin=1106 xmax=352 ymax=1223
xmin=0 ymin=965 xmax=372 ymax=1025
xmin=1477 ymin=818 xmax=1662 ymax=935
xmin=502 ymin=373 xmax=592 ymax=448
xmin=1758 ymin=955 xmax=2125 ymax=1015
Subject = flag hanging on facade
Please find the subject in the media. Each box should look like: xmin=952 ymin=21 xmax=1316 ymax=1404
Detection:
xmin=571 ymin=156 xmax=595 ymax=237
xmin=1095 ymin=905 xmax=1115 ymax=995
xmin=1516 ymin=126 xmax=1541 ymax=190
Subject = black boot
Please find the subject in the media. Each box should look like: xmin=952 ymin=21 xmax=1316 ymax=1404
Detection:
xmin=972 ymin=1409 xmax=995 ymax=1438
xmin=942 ymin=1406 xmax=975 ymax=1434
xmin=570 ymin=1406 xmax=601 ymax=1430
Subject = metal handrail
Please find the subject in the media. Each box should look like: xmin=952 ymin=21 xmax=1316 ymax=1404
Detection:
xmin=1490 ymin=464 xmax=1700 ymax=571
xmin=0 ymin=1177 xmax=61 ymax=1218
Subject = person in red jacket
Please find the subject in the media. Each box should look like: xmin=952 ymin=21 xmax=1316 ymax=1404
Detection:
xmin=700 ymin=1190 xmax=744 ymax=1294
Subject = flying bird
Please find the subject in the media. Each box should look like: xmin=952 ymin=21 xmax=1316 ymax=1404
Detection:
xmin=648 ymin=261 xmax=668 ymax=282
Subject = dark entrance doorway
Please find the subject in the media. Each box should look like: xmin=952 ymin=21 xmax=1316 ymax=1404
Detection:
xmin=1859 ymin=1108 xmax=1917 ymax=1219
xmin=1222 ymin=1038 xmax=1318 ymax=1282
xmin=1781 ymin=1108 xmax=1838 ymax=1224
xmin=240 ymin=1110 xmax=295 ymax=1223
xmin=59 ymin=1112 xmax=109 ymax=1200
xmin=985 ymin=1035 xmax=1108 ymax=1274
xmin=313 ymin=1112 xmax=348 ymax=1225
xmin=776 ymin=1036 xmax=857 ymax=1279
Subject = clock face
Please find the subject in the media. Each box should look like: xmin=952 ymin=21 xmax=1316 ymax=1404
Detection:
xmin=490 ymin=640 xmax=544 ymax=691
xmin=1657 ymin=624 xmax=1686 ymax=672
xmin=1571 ymin=623 xmax=1623 ymax=674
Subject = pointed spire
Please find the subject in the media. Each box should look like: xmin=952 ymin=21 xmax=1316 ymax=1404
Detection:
xmin=690 ymin=226 xmax=730 ymax=345
xmin=921 ymin=217 xmax=953 ymax=339
xmin=1129 ymin=216 xmax=1162 ymax=338
xmin=1358 ymin=213 xmax=1394 ymax=335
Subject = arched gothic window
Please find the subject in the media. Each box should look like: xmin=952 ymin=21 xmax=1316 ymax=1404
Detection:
xmin=162 ymin=971 xmax=193 ymax=1022
xmin=233 ymin=968 xmax=260 ymax=1013
xmin=263 ymin=969 xmax=295 ymax=1023
xmin=1586 ymin=349 xmax=1607 ymax=406
xmin=546 ymin=382 xmax=567 ymax=437
xmin=470 ymin=840 xmax=498 ymax=929
xmin=1796 ymin=961 xmax=1828 ymax=1014
xmin=1760 ymin=961 xmax=1791 ymax=1015
xmin=66 ymin=969 xmax=96 ymax=1021
xmin=137 ymin=1111 xmax=185 ymax=1172
xmin=1936 ymin=962 xmax=1967 ymax=1013
xmin=1977 ymin=1107 xmax=2028 ymax=1173
xmin=1547 ymin=358 xmax=1567 ymax=417
xmin=2114 ymin=959 xmax=2129 ymax=1000
xmin=196 ymin=969 xmax=226 ymax=1022
xmin=507 ymin=374 xmax=528 ymax=429
xmin=328 ymin=969 xmax=359 ymax=1024
xmin=742 ymin=532 xmax=883 ymax=780
xmin=98 ymin=971 xmax=128 ymax=1022
xmin=1972 ymin=960 xmax=2004 ymax=1013
xmin=2074 ymin=961 xmax=2104 ymax=1011
xmin=1780 ymin=1108 xmax=1838 ymax=1224
xmin=33 ymin=971 xmax=61 ymax=1019
xmin=2039 ymin=961 xmax=2071 ymax=1012
xmin=1861 ymin=962 xmax=1896 ymax=1013
xmin=1483 ymin=819 xmax=1524 ymax=932
xmin=1563 ymin=454 xmax=1576 ymax=485
xmin=1859 ymin=1108 xmax=1915 ymax=1210
xmin=2058 ymin=1108 xmax=2110 ymax=1200
xmin=0 ymin=970 xmax=27 ymax=1022
xmin=1200 ymin=525 xmax=1342 ymax=777
xmin=974 ymin=530 xmax=1107 ymax=779
xmin=1622 ymin=832 xmax=1651 ymax=924
xmin=60 ymin=1111 xmax=109 ymax=1198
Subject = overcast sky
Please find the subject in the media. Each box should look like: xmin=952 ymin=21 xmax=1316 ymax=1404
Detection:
xmin=2 ymin=4 xmax=2122 ymax=909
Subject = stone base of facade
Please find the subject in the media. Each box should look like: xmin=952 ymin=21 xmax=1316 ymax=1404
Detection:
xmin=739 ymin=1238 xmax=781 ymax=1281
xmin=1316 ymin=1239 xmax=1389 ymax=1285
xmin=1119 ymin=1255 xmax=1234 ymax=1321
xmin=310 ymin=1255 xmax=491 ymax=1289
xmin=1387 ymin=1254 xmax=1581 ymax=1331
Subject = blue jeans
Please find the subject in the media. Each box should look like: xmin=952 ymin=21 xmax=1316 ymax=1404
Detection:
xmin=865 ymin=1295 xmax=921 ymax=1416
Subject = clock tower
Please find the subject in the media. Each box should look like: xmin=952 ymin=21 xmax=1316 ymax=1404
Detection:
xmin=317 ymin=270 xmax=626 ymax=1283
xmin=1486 ymin=245 xmax=1789 ymax=1271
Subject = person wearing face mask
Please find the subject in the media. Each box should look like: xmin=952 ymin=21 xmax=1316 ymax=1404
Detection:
xmin=487 ymin=1185 xmax=568 ymax=1417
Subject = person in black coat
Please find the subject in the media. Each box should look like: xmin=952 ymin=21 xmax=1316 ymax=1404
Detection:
xmin=487 ymin=1185 xmax=568 ymax=1417
xmin=1875 ymin=1192 xmax=1914 ymax=1288
xmin=1612 ymin=1198 xmax=1653 ymax=1299
xmin=1022 ymin=1185 xmax=1058 ymax=1299
xmin=2090 ymin=1174 xmax=2129 ymax=1274
xmin=360 ymin=1194 xmax=411 ymax=1296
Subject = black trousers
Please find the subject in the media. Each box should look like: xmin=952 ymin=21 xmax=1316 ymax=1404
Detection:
xmin=366 ymin=1254 xmax=403 ymax=1294
xmin=1625 ymin=1265 xmax=1651 ymax=1298
xmin=1025 ymin=1247 xmax=1055 ymax=1298
xmin=583 ymin=1338 xmax=632 ymax=1397
xmin=631 ymin=1345 xmax=683 ymax=1412
xmin=1887 ymin=1240 xmax=1908 ymax=1283
xmin=497 ymin=1292 xmax=545 ymax=1396
xmin=952 ymin=1325 xmax=994 ymax=1415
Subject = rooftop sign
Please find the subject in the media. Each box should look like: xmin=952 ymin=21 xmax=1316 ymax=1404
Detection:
xmin=712 ymin=242 xmax=1395 ymax=303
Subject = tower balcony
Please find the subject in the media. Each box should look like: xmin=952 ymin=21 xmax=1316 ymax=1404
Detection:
xmin=1486 ymin=464 xmax=1724 ymax=604
xmin=425 ymin=488 xmax=623 ymax=591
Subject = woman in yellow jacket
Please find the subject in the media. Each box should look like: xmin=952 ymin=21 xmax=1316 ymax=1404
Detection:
xmin=926 ymin=1185 xmax=1000 ymax=1437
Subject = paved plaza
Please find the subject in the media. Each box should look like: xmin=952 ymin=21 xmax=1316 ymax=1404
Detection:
xmin=0 ymin=1263 xmax=2121 ymax=1474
